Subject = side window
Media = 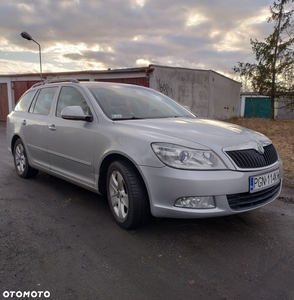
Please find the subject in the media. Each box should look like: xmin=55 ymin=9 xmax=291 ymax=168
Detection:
xmin=29 ymin=87 xmax=58 ymax=115
xmin=14 ymin=90 xmax=37 ymax=112
xmin=56 ymin=86 xmax=90 ymax=117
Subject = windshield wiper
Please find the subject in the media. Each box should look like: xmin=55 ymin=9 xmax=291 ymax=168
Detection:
xmin=112 ymin=116 xmax=143 ymax=121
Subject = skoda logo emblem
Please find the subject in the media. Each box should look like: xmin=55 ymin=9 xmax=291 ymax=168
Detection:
xmin=257 ymin=143 xmax=264 ymax=154
xmin=249 ymin=140 xmax=265 ymax=154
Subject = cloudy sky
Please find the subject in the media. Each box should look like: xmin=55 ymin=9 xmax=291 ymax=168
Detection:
xmin=0 ymin=0 xmax=277 ymax=76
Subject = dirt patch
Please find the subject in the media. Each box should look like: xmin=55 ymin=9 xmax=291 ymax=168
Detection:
xmin=278 ymin=196 xmax=294 ymax=204
xmin=278 ymin=186 xmax=294 ymax=204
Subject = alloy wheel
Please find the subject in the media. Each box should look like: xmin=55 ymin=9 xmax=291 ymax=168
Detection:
xmin=108 ymin=170 xmax=129 ymax=220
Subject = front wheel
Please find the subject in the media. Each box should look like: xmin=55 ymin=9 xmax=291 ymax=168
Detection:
xmin=106 ymin=160 xmax=151 ymax=229
xmin=13 ymin=139 xmax=39 ymax=178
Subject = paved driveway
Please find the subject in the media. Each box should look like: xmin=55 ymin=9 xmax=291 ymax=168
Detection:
xmin=0 ymin=122 xmax=293 ymax=300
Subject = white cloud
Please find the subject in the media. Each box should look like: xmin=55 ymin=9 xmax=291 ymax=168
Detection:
xmin=0 ymin=0 xmax=275 ymax=75
xmin=136 ymin=58 xmax=151 ymax=65
xmin=186 ymin=13 xmax=209 ymax=27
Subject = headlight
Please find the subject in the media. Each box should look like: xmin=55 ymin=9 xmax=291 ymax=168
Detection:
xmin=151 ymin=143 xmax=226 ymax=170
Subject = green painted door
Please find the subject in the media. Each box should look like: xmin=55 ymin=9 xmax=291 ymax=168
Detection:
xmin=244 ymin=97 xmax=271 ymax=118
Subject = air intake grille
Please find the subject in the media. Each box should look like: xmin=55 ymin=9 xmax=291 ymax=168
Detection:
xmin=227 ymin=182 xmax=281 ymax=211
xmin=226 ymin=144 xmax=278 ymax=169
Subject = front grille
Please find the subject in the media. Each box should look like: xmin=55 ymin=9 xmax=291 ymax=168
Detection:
xmin=226 ymin=144 xmax=278 ymax=169
xmin=227 ymin=182 xmax=281 ymax=211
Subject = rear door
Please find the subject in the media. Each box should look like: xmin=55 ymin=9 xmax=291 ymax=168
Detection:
xmin=47 ymin=85 xmax=98 ymax=188
xmin=20 ymin=86 xmax=58 ymax=170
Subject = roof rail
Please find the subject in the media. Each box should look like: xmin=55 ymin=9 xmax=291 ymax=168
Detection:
xmin=31 ymin=78 xmax=80 ymax=89
xmin=31 ymin=82 xmax=44 ymax=88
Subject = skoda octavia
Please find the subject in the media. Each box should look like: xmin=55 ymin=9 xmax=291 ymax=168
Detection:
xmin=6 ymin=79 xmax=282 ymax=229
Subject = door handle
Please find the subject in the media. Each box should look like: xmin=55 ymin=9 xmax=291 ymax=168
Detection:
xmin=21 ymin=120 xmax=26 ymax=126
xmin=48 ymin=124 xmax=56 ymax=131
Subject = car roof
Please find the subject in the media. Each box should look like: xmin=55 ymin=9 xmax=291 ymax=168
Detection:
xmin=30 ymin=79 xmax=147 ymax=90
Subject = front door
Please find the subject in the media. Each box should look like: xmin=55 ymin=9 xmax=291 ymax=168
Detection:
xmin=47 ymin=86 xmax=98 ymax=188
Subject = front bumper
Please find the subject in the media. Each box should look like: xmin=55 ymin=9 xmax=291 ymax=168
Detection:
xmin=139 ymin=161 xmax=283 ymax=218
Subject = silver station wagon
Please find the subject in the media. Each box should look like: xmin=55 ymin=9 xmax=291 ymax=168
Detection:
xmin=6 ymin=79 xmax=283 ymax=229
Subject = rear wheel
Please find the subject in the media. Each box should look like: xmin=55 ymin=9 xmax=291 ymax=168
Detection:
xmin=106 ymin=160 xmax=151 ymax=229
xmin=13 ymin=139 xmax=39 ymax=178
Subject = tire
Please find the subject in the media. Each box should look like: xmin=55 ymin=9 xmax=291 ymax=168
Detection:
xmin=106 ymin=160 xmax=151 ymax=229
xmin=13 ymin=138 xmax=39 ymax=178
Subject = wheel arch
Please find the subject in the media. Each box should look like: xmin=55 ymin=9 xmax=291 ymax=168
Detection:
xmin=98 ymin=153 xmax=149 ymax=199
xmin=11 ymin=135 xmax=21 ymax=155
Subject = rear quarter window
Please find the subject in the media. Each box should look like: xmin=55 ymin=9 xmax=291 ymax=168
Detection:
xmin=14 ymin=90 xmax=37 ymax=112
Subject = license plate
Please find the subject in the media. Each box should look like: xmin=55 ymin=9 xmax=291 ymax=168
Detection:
xmin=249 ymin=169 xmax=280 ymax=193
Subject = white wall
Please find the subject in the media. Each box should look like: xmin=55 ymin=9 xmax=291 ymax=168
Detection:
xmin=149 ymin=66 xmax=210 ymax=117
xmin=208 ymin=71 xmax=240 ymax=119
xmin=149 ymin=65 xmax=241 ymax=119
xmin=0 ymin=78 xmax=13 ymax=113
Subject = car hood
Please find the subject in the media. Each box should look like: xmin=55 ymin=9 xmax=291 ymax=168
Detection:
xmin=115 ymin=117 xmax=270 ymax=150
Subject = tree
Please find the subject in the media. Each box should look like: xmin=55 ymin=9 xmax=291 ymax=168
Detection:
xmin=233 ymin=0 xmax=294 ymax=118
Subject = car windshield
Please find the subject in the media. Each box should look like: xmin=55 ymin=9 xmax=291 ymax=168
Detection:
xmin=87 ymin=85 xmax=196 ymax=120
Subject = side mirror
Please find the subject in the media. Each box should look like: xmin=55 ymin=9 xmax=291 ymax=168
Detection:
xmin=61 ymin=106 xmax=93 ymax=122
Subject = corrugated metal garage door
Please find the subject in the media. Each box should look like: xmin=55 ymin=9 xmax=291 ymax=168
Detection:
xmin=11 ymin=77 xmax=148 ymax=110
xmin=13 ymin=81 xmax=40 ymax=104
xmin=244 ymin=97 xmax=271 ymax=118
xmin=0 ymin=83 xmax=9 ymax=121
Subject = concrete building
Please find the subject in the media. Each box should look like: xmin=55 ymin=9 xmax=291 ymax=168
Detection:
xmin=276 ymin=97 xmax=294 ymax=119
xmin=0 ymin=64 xmax=241 ymax=121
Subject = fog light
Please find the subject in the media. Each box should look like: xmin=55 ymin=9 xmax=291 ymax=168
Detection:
xmin=175 ymin=196 xmax=215 ymax=209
